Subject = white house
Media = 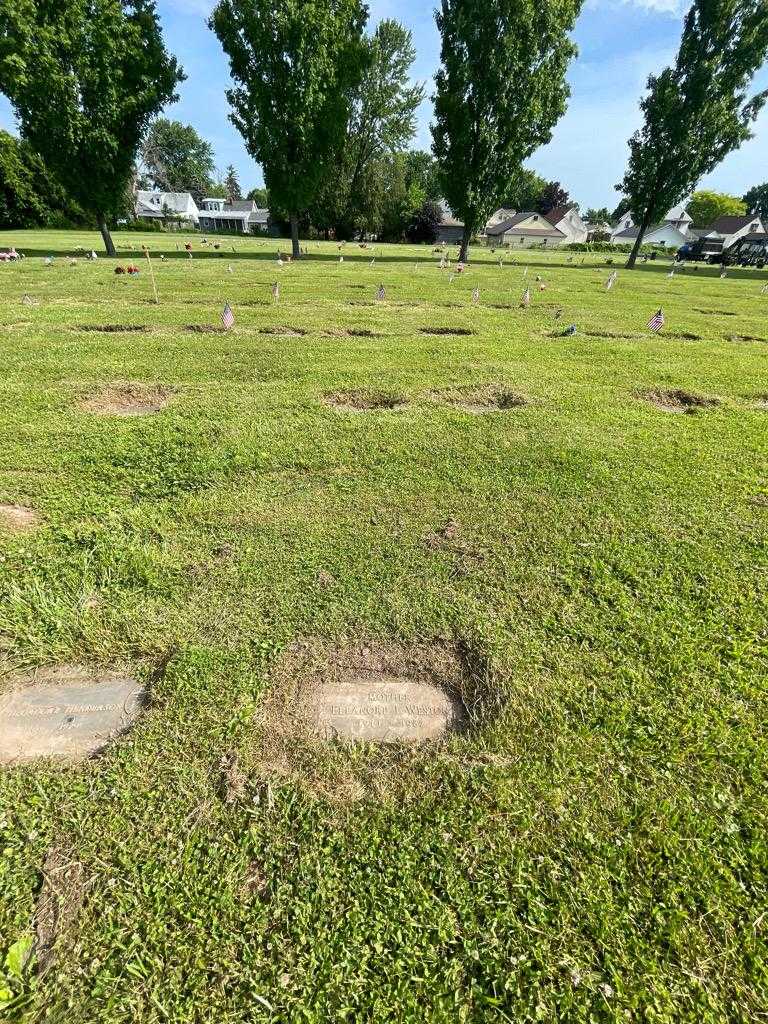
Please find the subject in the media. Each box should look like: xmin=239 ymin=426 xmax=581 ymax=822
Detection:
xmin=612 ymin=223 xmax=690 ymax=249
xmin=611 ymin=206 xmax=695 ymax=248
xmin=705 ymin=214 xmax=765 ymax=248
xmin=197 ymin=198 xmax=274 ymax=234
xmin=135 ymin=191 xmax=199 ymax=226
xmin=544 ymin=205 xmax=589 ymax=243
xmin=485 ymin=212 xmax=566 ymax=248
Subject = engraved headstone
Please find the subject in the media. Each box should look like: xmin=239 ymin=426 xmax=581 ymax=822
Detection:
xmin=0 ymin=666 xmax=144 ymax=763
xmin=310 ymin=673 xmax=465 ymax=743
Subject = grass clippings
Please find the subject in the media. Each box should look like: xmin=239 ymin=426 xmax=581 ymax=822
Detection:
xmin=78 ymin=324 xmax=148 ymax=333
xmin=419 ymin=326 xmax=475 ymax=337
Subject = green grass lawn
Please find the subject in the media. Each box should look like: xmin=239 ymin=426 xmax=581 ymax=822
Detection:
xmin=0 ymin=228 xmax=767 ymax=1022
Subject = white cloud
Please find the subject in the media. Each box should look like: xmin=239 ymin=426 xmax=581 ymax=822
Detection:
xmin=587 ymin=0 xmax=685 ymax=14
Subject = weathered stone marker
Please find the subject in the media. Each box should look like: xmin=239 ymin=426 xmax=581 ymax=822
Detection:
xmin=310 ymin=673 xmax=464 ymax=743
xmin=0 ymin=666 xmax=144 ymax=763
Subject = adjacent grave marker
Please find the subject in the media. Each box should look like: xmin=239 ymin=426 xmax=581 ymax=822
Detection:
xmin=0 ymin=665 xmax=144 ymax=762
xmin=309 ymin=673 xmax=465 ymax=743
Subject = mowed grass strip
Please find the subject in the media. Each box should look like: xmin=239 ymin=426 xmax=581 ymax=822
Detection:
xmin=0 ymin=229 xmax=767 ymax=1022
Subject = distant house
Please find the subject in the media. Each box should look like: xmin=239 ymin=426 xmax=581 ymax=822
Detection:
xmin=434 ymin=200 xmax=466 ymax=244
xmin=705 ymin=214 xmax=765 ymax=248
xmin=135 ymin=191 xmax=199 ymax=227
xmin=612 ymin=223 xmax=690 ymax=249
xmin=198 ymin=198 xmax=276 ymax=235
xmin=483 ymin=208 xmax=518 ymax=233
xmin=543 ymin=205 xmax=588 ymax=243
xmin=485 ymin=212 xmax=566 ymax=247
xmin=610 ymin=205 xmax=695 ymax=248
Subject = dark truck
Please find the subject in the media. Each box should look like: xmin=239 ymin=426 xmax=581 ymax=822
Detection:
xmin=675 ymin=236 xmax=724 ymax=263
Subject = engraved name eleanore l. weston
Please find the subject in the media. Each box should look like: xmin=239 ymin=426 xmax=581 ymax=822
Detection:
xmin=311 ymin=676 xmax=464 ymax=742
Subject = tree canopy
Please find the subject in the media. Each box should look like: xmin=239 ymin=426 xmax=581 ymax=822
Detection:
xmin=687 ymin=189 xmax=746 ymax=226
xmin=210 ymin=0 xmax=369 ymax=257
xmin=618 ymin=0 xmax=768 ymax=267
xmin=431 ymin=0 xmax=583 ymax=261
xmin=224 ymin=165 xmax=242 ymax=202
xmin=0 ymin=0 xmax=184 ymax=254
xmin=500 ymin=168 xmax=548 ymax=213
xmin=537 ymin=180 xmax=570 ymax=214
xmin=742 ymin=181 xmax=768 ymax=218
xmin=584 ymin=206 xmax=612 ymax=224
xmin=141 ymin=118 xmax=216 ymax=203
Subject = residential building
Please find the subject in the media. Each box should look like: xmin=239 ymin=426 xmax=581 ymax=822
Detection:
xmin=705 ymin=214 xmax=765 ymax=248
xmin=135 ymin=191 xmax=199 ymax=226
xmin=485 ymin=212 xmax=566 ymax=248
xmin=611 ymin=222 xmax=690 ymax=249
xmin=544 ymin=205 xmax=589 ymax=243
xmin=198 ymin=198 xmax=275 ymax=235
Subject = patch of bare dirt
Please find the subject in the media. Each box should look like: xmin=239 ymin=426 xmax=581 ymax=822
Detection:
xmin=185 ymin=324 xmax=227 ymax=334
xmin=640 ymin=388 xmax=720 ymax=414
xmin=752 ymin=394 xmax=768 ymax=410
xmin=728 ymin=334 xmax=767 ymax=343
xmin=323 ymin=390 xmax=405 ymax=411
xmin=420 ymin=326 xmax=475 ymax=337
xmin=434 ymin=385 xmax=529 ymax=413
xmin=78 ymin=324 xmax=148 ymax=333
xmin=488 ymin=303 xmax=514 ymax=309
xmin=259 ymin=326 xmax=308 ymax=337
xmin=422 ymin=517 xmax=462 ymax=550
xmin=695 ymin=308 xmax=736 ymax=316
xmin=584 ymin=330 xmax=644 ymax=339
xmin=0 ymin=503 xmax=41 ymax=532
xmin=34 ymin=843 xmax=87 ymax=976
xmin=219 ymin=752 xmax=247 ymax=804
xmin=671 ymin=331 xmax=703 ymax=341
xmin=79 ymin=383 xmax=174 ymax=417
xmin=324 ymin=327 xmax=381 ymax=338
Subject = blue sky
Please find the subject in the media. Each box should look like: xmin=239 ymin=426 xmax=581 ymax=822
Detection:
xmin=2 ymin=0 xmax=767 ymax=210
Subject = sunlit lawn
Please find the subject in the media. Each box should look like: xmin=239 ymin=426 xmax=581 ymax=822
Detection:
xmin=1 ymin=228 xmax=767 ymax=1022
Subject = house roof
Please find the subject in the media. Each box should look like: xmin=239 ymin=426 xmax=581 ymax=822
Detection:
xmin=707 ymin=215 xmax=761 ymax=234
xmin=249 ymin=208 xmax=269 ymax=224
xmin=486 ymin=212 xmax=564 ymax=238
xmin=665 ymin=205 xmax=691 ymax=222
xmin=544 ymin=205 xmax=572 ymax=226
xmin=612 ymin=227 xmax=641 ymax=240
xmin=135 ymin=191 xmax=196 ymax=215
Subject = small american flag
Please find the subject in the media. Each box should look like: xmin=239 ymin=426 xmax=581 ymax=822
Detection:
xmin=719 ymin=267 xmax=727 ymax=278
xmin=376 ymin=283 xmax=386 ymax=300
xmin=522 ymin=267 xmax=528 ymax=278
xmin=667 ymin=268 xmax=675 ymax=278
xmin=439 ymin=256 xmax=446 ymax=270
xmin=647 ymin=308 xmax=664 ymax=333
xmin=221 ymin=302 xmax=234 ymax=330
xmin=605 ymin=271 xmax=618 ymax=291
xmin=520 ymin=286 xmax=531 ymax=308
xmin=761 ymin=283 xmax=768 ymax=294
xmin=369 ymin=258 xmax=375 ymax=268
xmin=271 ymin=281 xmax=280 ymax=302
xmin=21 ymin=293 xmax=34 ymax=306
xmin=339 ymin=255 xmax=344 ymax=264
xmin=472 ymin=286 xmax=480 ymax=304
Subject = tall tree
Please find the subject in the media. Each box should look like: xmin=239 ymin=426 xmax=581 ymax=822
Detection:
xmin=612 ymin=197 xmax=632 ymax=222
xmin=334 ymin=19 xmax=424 ymax=236
xmin=584 ymin=206 xmax=612 ymax=224
xmin=0 ymin=130 xmax=86 ymax=228
xmin=742 ymin=182 xmax=768 ymax=218
xmin=224 ymin=164 xmax=242 ymax=202
xmin=687 ymin=189 xmax=746 ymax=226
xmin=618 ymin=0 xmax=768 ymax=268
xmin=247 ymin=186 xmax=269 ymax=207
xmin=536 ymin=180 xmax=570 ymax=214
xmin=141 ymin=118 xmax=216 ymax=203
xmin=431 ymin=0 xmax=583 ymax=262
xmin=210 ymin=0 xmax=369 ymax=258
xmin=403 ymin=151 xmax=441 ymax=202
xmin=0 ymin=0 xmax=183 ymax=255
xmin=500 ymin=168 xmax=547 ymax=212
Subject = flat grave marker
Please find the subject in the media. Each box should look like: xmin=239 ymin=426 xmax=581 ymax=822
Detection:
xmin=0 ymin=665 xmax=144 ymax=763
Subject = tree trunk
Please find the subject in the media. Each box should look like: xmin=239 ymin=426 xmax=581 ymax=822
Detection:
xmin=625 ymin=209 xmax=652 ymax=269
xmin=97 ymin=214 xmax=116 ymax=257
xmin=290 ymin=213 xmax=300 ymax=259
xmin=458 ymin=223 xmax=472 ymax=263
